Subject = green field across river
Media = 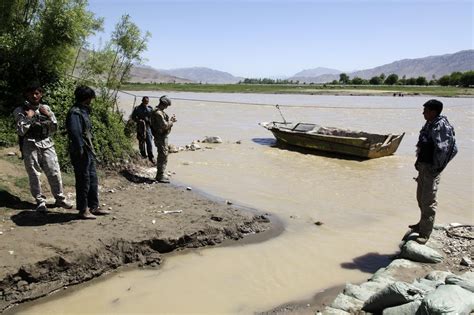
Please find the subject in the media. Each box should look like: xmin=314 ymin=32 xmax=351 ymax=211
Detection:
xmin=121 ymin=83 xmax=473 ymax=97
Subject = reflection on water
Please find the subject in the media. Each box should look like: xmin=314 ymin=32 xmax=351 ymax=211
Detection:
xmin=251 ymin=137 xmax=276 ymax=146
xmin=18 ymin=93 xmax=473 ymax=314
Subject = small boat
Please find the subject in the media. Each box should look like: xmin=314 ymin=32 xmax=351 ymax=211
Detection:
xmin=260 ymin=121 xmax=405 ymax=159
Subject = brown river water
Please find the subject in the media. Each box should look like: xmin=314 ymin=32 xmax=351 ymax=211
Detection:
xmin=18 ymin=93 xmax=473 ymax=314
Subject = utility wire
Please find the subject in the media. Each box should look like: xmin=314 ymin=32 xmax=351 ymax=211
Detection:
xmin=117 ymin=92 xmax=473 ymax=110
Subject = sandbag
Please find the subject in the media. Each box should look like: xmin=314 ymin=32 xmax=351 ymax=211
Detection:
xmin=461 ymin=271 xmax=474 ymax=281
xmin=344 ymin=281 xmax=387 ymax=302
xmin=425 ymin=270 xmax=455 ymax=282
xmin=411 ymin=278 xmax=442 ymax=294
xmin=329 ymin=293 xmax=363 ymax=313
xmin=382 ymin=300 xmax=422 ymax=315
xmin=445 ymin=274 xmax=474 ymax=293
xmin=400 ymin=240 xmax=443 ymax=263
xmin=369 ymin=259 xmax=419 ymax=284
xmin=362 ymin=281 xmax=424 ymax=313
xmin=418 ymin=284 xmax=474 ymax=315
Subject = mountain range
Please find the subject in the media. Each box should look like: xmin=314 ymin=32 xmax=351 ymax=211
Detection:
xmin=129 ymin=50 xmax=474 ymax=84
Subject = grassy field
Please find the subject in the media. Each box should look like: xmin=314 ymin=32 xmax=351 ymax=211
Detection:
xmin=121 ymin=83 xmax=473 ymax=97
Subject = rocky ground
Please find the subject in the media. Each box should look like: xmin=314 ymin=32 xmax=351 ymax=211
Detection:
xmin=0 ymin=149 xmax=276 ymax=313
xmin=263 ymin=225 xmax=473 ymax=314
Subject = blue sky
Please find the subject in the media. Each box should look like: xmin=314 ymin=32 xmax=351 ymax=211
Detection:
xmin=87 ymin=0 xmax=473 ymax=78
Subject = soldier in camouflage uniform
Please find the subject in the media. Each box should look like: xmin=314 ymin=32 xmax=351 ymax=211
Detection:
xmin=13 ymin=85 xmax=72 ymax=213
xmin=150 ymin=95 xmax=176 ymax=183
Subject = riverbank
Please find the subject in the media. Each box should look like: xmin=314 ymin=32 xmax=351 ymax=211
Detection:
xmin=121 ymin=83 xmax=474 ymax=98
xmin=0 ymin=149 xmax=276 ymax=313
xmin=262 ymin=224 xmax=473 ymax=314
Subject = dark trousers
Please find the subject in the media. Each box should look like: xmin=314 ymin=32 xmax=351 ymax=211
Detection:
xmin=138 ymin=128 xmax=154 ymax=159
xmin=71 ymin=150 xmax=99 ymax=211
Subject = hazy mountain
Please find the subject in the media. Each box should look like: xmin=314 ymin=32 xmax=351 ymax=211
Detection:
xmin=293 ymin=50 xmax=474 ymax=83
xmin=129 ymin=65 xmax=192 ymax=84
xmin=292 ymin=67 xmax=341 ymax=78
xmin=159 ymin=67 xmax=243 ymax=84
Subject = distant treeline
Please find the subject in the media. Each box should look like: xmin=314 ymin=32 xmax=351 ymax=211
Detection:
xmin=334 ymin=70 xmax=474 ymax=87
xmin=239 ymin=70 xmax=474 ymax=87
xmin=239 ymin=78 xmax=300 ymax=84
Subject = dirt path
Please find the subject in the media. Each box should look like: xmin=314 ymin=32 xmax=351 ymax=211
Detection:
xmin=0 ymin=149 xmax=275 ymax=312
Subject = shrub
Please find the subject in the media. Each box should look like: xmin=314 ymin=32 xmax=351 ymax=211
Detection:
xmin=0 ymin=115 xmax=17 ymax=147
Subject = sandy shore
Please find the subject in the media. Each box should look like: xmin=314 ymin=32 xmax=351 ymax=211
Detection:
xmin=0 ymin=152 xmax=277 ymax=312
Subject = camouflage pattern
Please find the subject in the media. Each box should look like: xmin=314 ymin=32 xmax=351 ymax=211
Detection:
xmin=154 ymin=136 xmax=168 ymax=178
xmin=150 ymin=108 xmax=173 ymax=179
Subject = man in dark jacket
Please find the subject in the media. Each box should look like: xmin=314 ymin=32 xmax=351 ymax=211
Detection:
xmin=131 ymin=96 xmax=155 ymax=163
xmin=410 ymin=99 xmax=458 ymax=244
xmin=66 ymin=85 xmax=109 ymax=219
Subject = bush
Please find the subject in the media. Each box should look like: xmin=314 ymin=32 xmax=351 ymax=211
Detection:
xmin=0 ymin=115 xmax=17 ymax=147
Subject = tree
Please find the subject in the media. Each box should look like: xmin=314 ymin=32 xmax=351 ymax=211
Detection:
xmin=449 ymin=72 xmax=463 ymax=86
xmin=379 ymin=73 xmax=386 ymax=83
xmin=339 ymin=73 xmax=349 ymax=84
xmin=0 ymin=0 xmax=102 ymax=111
xmin=415 ymin=76 xmax=428 ymax=86
xmin=385 ymin=74 xmax=399 ymax=85
xmin=406 ymin=77 xmax=417 ymax=85
xmin=399 ymin=75 xmax=407 ymax=85
xmin=369 ymin=76 xmax=382 ymax=85
xmin=79 ymin=14 xmax=150 ymax=106
xmin=351 ymin=77 xmax=364 ymax=85
xmin=438 ymin=75 xmax=450 ymax=86
xmin=460 ymin=71 xmax=474 ymax=87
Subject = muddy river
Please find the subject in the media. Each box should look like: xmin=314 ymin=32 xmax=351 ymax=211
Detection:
xmin=18 ymin=93 xmax=473 ymax=314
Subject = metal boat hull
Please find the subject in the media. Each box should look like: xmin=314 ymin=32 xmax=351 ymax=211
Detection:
xmin=261 ymin=122 xmax=404 ymax=159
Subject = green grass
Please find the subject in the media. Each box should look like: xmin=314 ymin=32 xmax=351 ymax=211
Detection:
xmin=121 ymin=83 xmax=473 ymax=97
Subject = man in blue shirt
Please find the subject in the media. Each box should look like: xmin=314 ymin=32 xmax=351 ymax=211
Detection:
xmin=131 ymin=96 xmax=155 ymax=164
xmin=410 ymin=99 xmax=457 ymax=244
xmin=66 ymin=85 xmax=109 ymax=219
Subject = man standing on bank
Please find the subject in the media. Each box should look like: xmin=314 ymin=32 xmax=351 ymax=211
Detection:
xmin=66 ymin=85 xmax=109 ymax=219
xmin=13 ymin=85 xmax=73 ymax=213
xmin=150 ymin=95 xmax=176 ymax=183
xmin=410 ymin=99 xmax=457 ymax=244
xmin=131 ymin=96 xmax=155 ymax=164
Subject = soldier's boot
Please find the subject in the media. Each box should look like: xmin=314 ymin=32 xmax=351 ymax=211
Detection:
xmin=55 ymin=199 xmax=73 ymax=209
xmin=78 ymin=208 xmax=96 ymax=220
